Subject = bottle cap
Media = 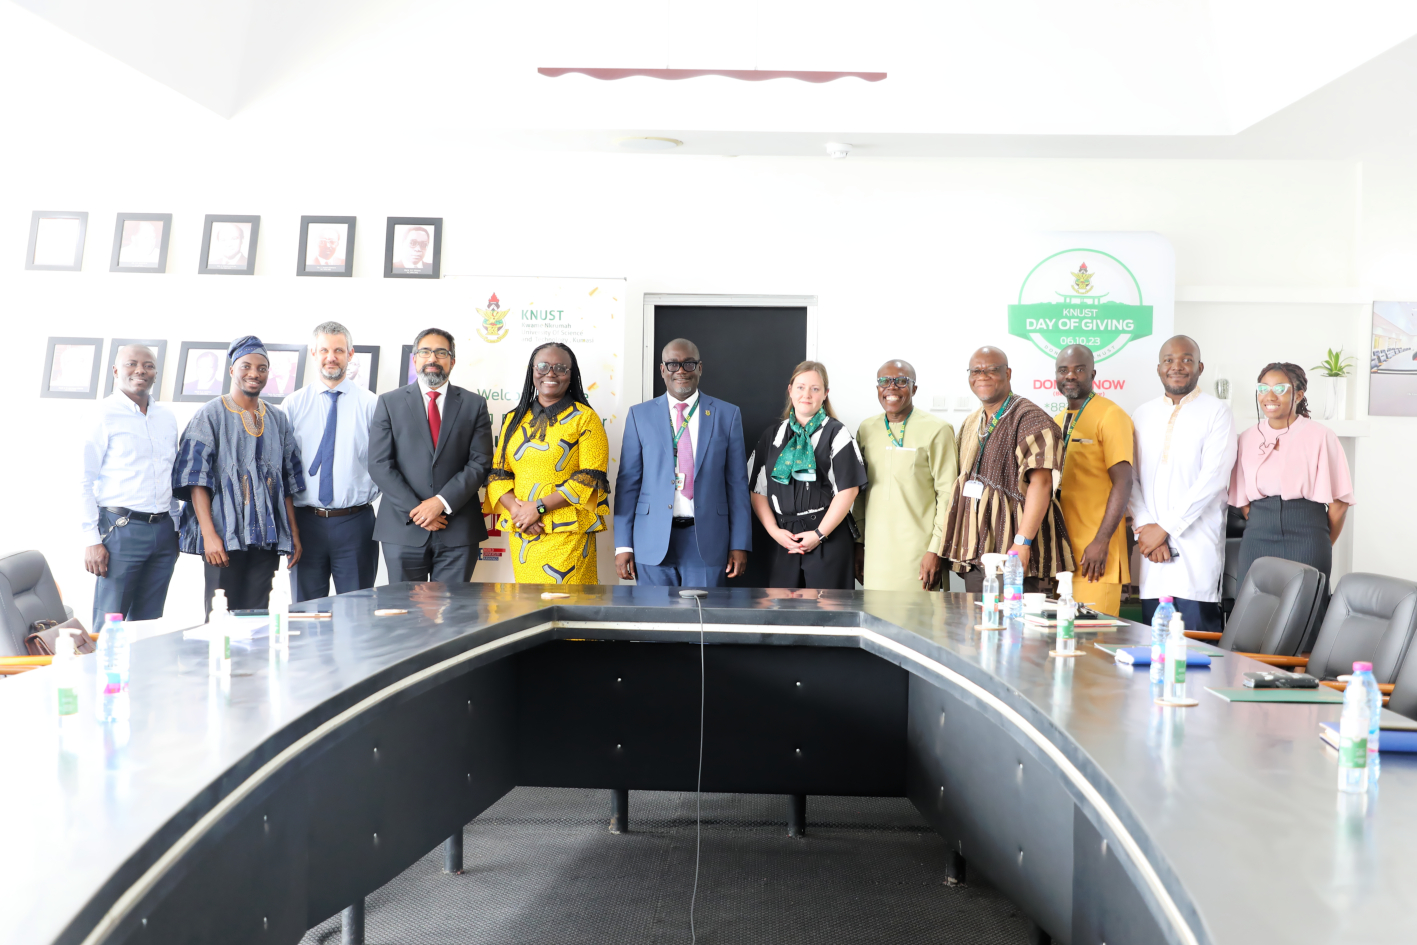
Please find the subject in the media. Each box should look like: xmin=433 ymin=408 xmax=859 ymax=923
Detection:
xmin=1353 ymin=661 xmax=1373 ymax=672
xmin=1007 ymin=550 xmax=1019 ymax=557
xmin=105 ymin=613 xmax=124 ymax=622
xmin=1160 ymin=596 xmax=1174 ymax=603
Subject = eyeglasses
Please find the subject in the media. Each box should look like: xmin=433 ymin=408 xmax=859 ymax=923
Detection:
xmin=966 ymin=366 xmax=1005 ymax=379
xmin=1256 ymin=383 xmax=1292 ymax=395
xmin=534 ymin=361 xmax=572 ymax=377
xmin=414 ymin=347 xmax=453 ymax=360
xmin=876 ymin=376 xmax=913 ymax=389
xmin=662 ymin=359 xmax=701 ymax=374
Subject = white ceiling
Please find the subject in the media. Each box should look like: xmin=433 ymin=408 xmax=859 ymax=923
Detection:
xmin=10 ymin=0 xmax=1417 ymax=157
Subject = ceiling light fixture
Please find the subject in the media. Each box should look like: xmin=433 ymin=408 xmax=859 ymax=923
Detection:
xmin=539 ymin=68 xmax=885 ymax=83
xmin=617 ymin=136 xmax=684 ymax=151
xmin=825 ymin=143 xmax=853 ymax=159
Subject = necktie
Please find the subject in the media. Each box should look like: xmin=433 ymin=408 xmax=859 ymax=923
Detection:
xmin=308 ymin=389 xmax=341 ymax=507
xmin=427 ymin=390 xmax=441 ymax=446
xmin=675 ymin=400 xmax=695 ymax=500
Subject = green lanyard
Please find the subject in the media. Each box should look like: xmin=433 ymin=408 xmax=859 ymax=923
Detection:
xmin=1061 ymin=394 xmax=1094 ymax=455
xmin=972 ymin=395 xmax=1015 ymax=475
xmin=883 ymin=409 xmax=912 ymax=449
xmin=671 ymin=398 xmax=699 ymax=460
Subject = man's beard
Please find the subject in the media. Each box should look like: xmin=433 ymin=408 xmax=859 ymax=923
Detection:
xmin=321 ymin=364 xmax=345 ymax=381
xmin=421 ymin=364 xmax=447 ymax=385
xmin=1058 ymin=382 xmax=1087 ymax=400
xmin=1163 ymin=377 xmax=1198 ymax=398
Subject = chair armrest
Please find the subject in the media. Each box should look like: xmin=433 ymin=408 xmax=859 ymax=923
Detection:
xmin=1236 ymin=652 xmax=1309 ymax=669
xmin=1319 ymin=680 xmax=1395 ymax=695
xmin=0 ymin=655 xmax=50 ymax=676
xmin=1184 ymin=631 xmax=1223 ymax=642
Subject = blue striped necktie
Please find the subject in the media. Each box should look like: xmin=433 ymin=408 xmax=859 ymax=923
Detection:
xmin=309 ymin=389 xmax=341 ymax=507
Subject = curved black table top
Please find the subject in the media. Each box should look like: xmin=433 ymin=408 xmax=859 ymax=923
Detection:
xmin=2 ymin=583 xmax=1413 ymax=945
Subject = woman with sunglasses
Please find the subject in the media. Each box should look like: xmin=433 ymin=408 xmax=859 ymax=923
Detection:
xmin=484 ymin=343 xmax=610 ymax=584
xmin=747 ymin=360 xmax=868 ymax=589
xmin=1228 ymin=362 xmax=1353 ymax=602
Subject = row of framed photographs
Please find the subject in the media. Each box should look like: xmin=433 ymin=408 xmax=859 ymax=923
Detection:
xmin=40 ymin=337 xmax=425 ymax=402
xmin=24 ymin=212 xmax=441 ymax=278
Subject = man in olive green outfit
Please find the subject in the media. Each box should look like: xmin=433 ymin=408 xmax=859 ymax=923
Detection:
xmin=853 ymin=359 xmax=959 ymax=590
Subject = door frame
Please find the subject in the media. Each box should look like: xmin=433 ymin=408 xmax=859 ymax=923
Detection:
xmin=641 ymin=293 xmax=818 ymax=401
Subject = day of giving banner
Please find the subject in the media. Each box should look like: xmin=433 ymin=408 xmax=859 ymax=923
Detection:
xmin=1004 ymin=232 xmax=1175 ymax=416
xmin=443 ymin=275 xmax=626 ymax=582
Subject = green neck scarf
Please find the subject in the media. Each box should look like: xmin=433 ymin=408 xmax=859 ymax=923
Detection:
xmin=771 ymin=408 xmax=827 ymax=484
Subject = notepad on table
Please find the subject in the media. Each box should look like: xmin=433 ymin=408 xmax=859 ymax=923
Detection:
xmin=1094 ymin=642 xmax=1221 ymax=658
xmin=1205 ymin=687 xmax=1345 ymax=704
xmin=1320 ymin=721 xmax=1417 ymax=752
xmin=1108 ymin=645 xmax=1211 ymax=667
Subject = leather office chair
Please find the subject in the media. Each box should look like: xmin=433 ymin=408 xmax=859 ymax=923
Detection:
xmin=1201 ymin=557 xmax=1324 ymax=661
xmin=1304 ymin=573 xmax=1417 ymax=684
xmin=0 ymin=550 xmax=71 ymax=673
xmin=1220 ymin=507 xmax=1248 ymax=621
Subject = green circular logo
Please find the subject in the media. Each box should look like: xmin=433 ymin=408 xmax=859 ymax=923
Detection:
xmin=1007 ymin=248 xmax=1153 ymax=363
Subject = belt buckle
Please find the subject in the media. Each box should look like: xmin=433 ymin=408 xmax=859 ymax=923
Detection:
xmin=115 ymin=515 xmax=130 ymax=527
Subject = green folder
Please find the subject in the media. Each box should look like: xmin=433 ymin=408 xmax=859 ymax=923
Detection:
xmin=1205 ymin=687 xmax=1345 ymax=704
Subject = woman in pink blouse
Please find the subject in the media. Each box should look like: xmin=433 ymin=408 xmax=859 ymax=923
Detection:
xmin=1228 ymin=362 xmax=1353 ymax=603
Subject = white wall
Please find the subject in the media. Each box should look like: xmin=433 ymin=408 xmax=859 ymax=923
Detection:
xmin=2 ymin=5 xmax=1409 ymax=630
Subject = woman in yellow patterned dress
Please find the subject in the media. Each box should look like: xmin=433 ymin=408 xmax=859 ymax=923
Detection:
xmin=484 ymin=343 xmax=610 ymax=583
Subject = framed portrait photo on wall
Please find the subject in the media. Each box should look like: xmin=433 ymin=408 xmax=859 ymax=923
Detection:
xmin=26 ymin=211 xmax=88 ymax=271
xmin=110 ymin=213 xmax=172 ymax=273
xmin=384 ymin=217 xmax=441 ymax=278
xmin=41 ymin=337 xmax=103 ymax=399
xmin=260 ymin=344 xmax=306 ymax=403
xmin=349 ymin=345 xmax=381 ymax=393
xmin=198 ymin=214 xmax=260 ymax=275
xmin=103 ymin=339 xmax=168 ymax=398
xmin=399 ymin=344 xmax=419 ymax=387
xmin=174 ymin=342 xmax=231 ymax=403
xmin=297 ymin=215 xmax=355 ymax=277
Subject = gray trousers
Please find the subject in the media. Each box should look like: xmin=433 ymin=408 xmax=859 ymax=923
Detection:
xmin=92 ymin=509 xmax=179 ymax=628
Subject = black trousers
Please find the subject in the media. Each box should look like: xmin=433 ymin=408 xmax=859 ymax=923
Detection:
xmin=290 ymin=506 xmax=379 ymax=603
xmin=204 ymin=547 xmax=281 ymax=618
xmin=1238 ymin=495 xmax=1332 ymax=631
xmin=766 ymin=525 xmax=855 ymax=590
xmin=382 ymin=532 xmax=477 ymax=585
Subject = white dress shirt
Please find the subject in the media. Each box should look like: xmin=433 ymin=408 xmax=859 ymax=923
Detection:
xmin=1129 ymin=389 xmax=1237 ymax=602
xmin=617 ymin=391 xmax=700 ymax=555
xmin=79 ymin=393 xmax=180 ymax=545
xmin=417 ymin=375 xmax=452 ymax=514
xmin=281 ymin=376 xmax=380 ymax=509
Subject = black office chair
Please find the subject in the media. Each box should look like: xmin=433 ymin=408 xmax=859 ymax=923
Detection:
xmin=1302 ymin=573 xmax=1417 ymax=684
xmin=1220 ymin=507 xmax=1248 ymax=621
xmin=0 ymin=551 xmax=72 ymax=672
xmin=1202 ymin=557 xmax=1324 ymax=663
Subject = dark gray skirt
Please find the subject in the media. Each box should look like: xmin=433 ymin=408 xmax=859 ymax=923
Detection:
xmin=1237 ymin=496 xmax=1331 ymax=592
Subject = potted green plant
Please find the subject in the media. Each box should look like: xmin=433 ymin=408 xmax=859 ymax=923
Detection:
xmin=1310 ymin=348 xmax=1355 ymax=421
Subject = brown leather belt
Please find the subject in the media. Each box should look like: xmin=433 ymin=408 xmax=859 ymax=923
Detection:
xmin=303 ymin=504 xmax=372 ymax=519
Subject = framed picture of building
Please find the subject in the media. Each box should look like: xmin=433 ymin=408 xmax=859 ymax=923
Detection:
xmin=1370 ymin=301 xmax=1417 ymax=417
xmin=109 ymin=213 xmax=173 ymax=273
xmin=26 ymin=211 xmax=88 ymax=271
xmin=41 ymin=337 xmax=103 ymax=398
xmin=102 ymin=339 xmax=168 ymax=397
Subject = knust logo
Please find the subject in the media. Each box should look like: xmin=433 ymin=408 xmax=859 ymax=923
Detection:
xmin=476 ymin=293 xmax=509 ymax=343
xmin=1007 ymin=249 xmax=1153 ymax=362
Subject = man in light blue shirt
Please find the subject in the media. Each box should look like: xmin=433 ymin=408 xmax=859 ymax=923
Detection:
xmin=281 ymin=321 xmax=381 ymax=602
xmin=81 ymin=344 xmax=180 ymax=627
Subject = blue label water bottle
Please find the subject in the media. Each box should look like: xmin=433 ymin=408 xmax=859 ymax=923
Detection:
xmin=1002 ymin=551 xmax=1024 ymax=619
xmin=1353 ymin=661 xmax=1381 ymax=783
xmin=94 ymin=613 xmax=130 ymax=722
xmin=1150 ymin=597 xmax=1175 ymax=681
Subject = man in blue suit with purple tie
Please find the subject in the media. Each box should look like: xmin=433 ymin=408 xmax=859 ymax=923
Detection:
xmin=614 ymin=339 xmax=751 ymax=586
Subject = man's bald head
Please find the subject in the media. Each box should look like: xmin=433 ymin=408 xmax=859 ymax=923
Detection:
xmin=1159 ymin=335 xmax=1201 ymax=363
xmin=972 ymin=346 xmax=1008 ymax=368
xmin=115 ymin=343 xmax=156 ymax=366
xmin=1056 ymin=344 xmax=1095 ymax=369
xmin=113 ymin=344 xmax=159 ymax=403
xmin=968 ymin=346 xmax=1012 ymax=405
xmin=662 ymin=338 xmax=700 ymax=361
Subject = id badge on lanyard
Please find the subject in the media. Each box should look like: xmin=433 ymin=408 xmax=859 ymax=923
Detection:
xmin=962 ymin=479 xmax=984 ymax=501
xmin=675 ymin=471 xmax=686 ymax=492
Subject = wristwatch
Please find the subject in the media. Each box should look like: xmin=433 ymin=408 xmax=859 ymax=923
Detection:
xmin=536 ymin=499 xmax=548 ymax=516
xmin=814 ymin=527 xmax=826 ymax=541
xmin=1013 ymin=533 xmax=1033 ymax=547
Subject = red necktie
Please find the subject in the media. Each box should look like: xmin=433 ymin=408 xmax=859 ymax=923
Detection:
xmin=426 ymin=390 xmax=441 ymax=446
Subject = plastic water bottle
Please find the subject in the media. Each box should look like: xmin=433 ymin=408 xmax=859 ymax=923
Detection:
xmin=94 ymin=612 xmax=130 ymax=722
xmin=269 ymin=576 xmax=292 ymax=653
xmin=980 ymin=553 xmax=1005 ymax=628
xmin=1002 ymin=551 xmax=1024 ymax=619
xmin=1150 ymin=597 xmax=1176 ymax=682
xmin=1353 ymin=661 xmax=1381 ymax=783
xmin=209 ymin=591 xmax=232 ymax=679
xmin=1054 ymin=572 xmax=1076 ymax=654
xmin=1337 ymin=667 xmax=1371 ymax=794
xmin=1164 ymin=613 xmax=1188 ymax=703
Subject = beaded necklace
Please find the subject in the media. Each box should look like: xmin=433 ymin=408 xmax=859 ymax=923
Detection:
xmin=221 ymin=395 xmax=266 ymax=437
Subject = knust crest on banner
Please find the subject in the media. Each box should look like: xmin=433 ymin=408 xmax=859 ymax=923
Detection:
xmin=477 ymin=293 xmax=510 ymax=343
xmin=1006 ymin=249 xmax=1153 ymax=362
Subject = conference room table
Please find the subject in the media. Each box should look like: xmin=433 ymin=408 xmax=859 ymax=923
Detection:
xmin=2 ymin=583 xmax=1414 ymax=945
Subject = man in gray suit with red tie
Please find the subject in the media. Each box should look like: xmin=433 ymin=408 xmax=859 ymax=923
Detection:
xmin=614 ymin=338 xmax=751 ymax=586
xmin=368 ymin=328 xmax=493 ymax=583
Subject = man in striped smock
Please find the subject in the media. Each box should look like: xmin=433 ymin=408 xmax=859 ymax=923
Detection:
xmin=940 ymin=346 xmax=1072 ymax=593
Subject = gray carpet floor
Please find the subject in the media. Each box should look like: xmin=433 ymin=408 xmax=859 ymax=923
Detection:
xmin=300 ymin=787 xmax=1032 ymax=944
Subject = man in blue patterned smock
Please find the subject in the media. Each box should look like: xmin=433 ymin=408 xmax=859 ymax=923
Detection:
xmin=173 ymin=335 xmax=305 ymax=617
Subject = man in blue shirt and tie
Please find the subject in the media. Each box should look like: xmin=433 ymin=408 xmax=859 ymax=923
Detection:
xmin=282 ymin=321 xmax=381 ymax=602
xmin=614 ymin=338 xmax=751 ymax=586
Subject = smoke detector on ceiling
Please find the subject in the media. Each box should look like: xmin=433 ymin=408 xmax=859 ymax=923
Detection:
xmin=825 ymin=142 xmax=853 ymax=159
